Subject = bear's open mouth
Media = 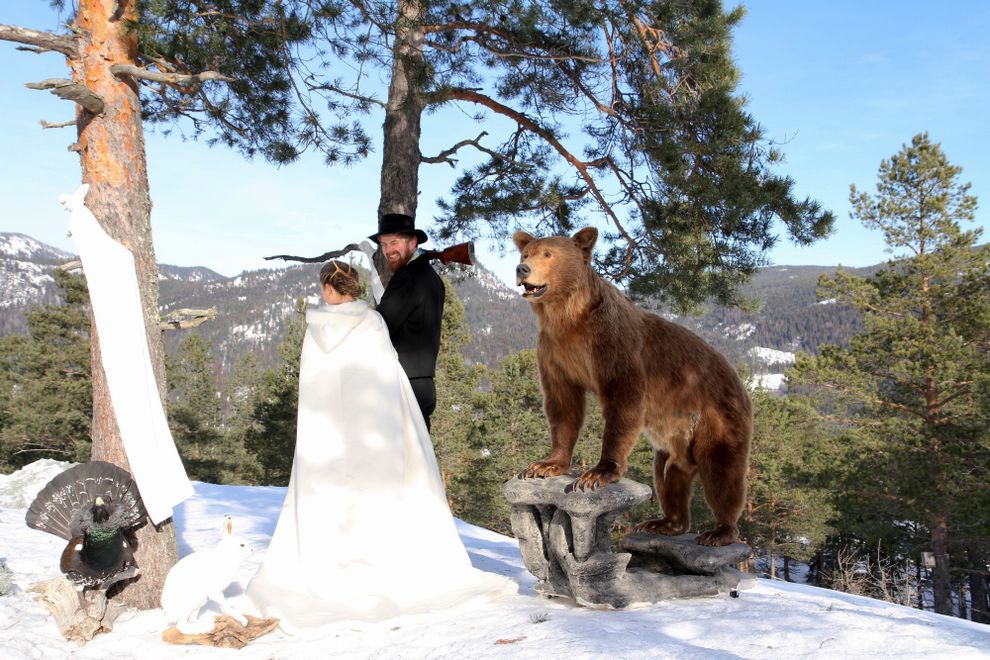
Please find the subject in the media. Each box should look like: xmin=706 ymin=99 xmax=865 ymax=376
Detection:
xmin=520 ymin=281 xmax=548 ymax=299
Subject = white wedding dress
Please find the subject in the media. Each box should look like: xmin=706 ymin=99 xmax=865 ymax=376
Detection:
xmin=245 ymin=300 xmax=513 ymax=628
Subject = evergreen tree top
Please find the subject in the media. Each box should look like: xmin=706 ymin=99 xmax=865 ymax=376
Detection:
xmin=114 ymin=0 xmax=832 ymax=310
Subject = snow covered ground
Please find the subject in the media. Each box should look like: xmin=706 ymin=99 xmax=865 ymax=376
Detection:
xmin=2 ymin=460 xmax=989 ymax=659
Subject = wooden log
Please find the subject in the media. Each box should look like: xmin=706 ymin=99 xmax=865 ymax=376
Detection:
xmin=161 ymin=614 xmax=281 ymax=649
xmin=28 ymin=577 xmax=128 ymax=645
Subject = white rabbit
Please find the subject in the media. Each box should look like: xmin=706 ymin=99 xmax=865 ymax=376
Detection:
xmin=161 ymin=514 xmax=253 ymax=634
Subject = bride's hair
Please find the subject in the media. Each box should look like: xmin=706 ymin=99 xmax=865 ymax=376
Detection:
xmin=319 ymin=260 xmax=361 ymax=298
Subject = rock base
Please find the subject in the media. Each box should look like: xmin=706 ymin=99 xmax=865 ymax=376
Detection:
xmin=504 ymin=475 xmax=754 ymax=609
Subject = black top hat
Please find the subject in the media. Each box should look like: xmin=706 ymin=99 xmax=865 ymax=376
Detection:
xmin=369 ymin=213 xmax=429 ymax=245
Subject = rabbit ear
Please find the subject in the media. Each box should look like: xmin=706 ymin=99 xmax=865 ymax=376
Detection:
xmin=223 ymin=514 xmax=233 ymax=536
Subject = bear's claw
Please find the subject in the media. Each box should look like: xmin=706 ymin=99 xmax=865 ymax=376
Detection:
xmin=696 ymin=525 xmax=739 ymax=547
xmin=523 ymin=461 xmax=567 ymax=479
xmin=636 ymin=518 xmax=688 ymax=536
xmin=574 ymin=466 xmax=621 ymax=491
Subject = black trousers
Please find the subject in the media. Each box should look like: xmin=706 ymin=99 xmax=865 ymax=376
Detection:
xmin=408 ymin=377 xmax=437 ymax=432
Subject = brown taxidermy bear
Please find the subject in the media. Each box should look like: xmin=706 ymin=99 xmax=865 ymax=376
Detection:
xmin=513 ymin=227 xmax=752 ymax=547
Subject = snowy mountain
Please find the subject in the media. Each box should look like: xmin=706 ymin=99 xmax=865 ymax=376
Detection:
xmin=0 ymin=232 xmax=530 ymax=370
xmin=0 ymin=232 xmax=224 ymax=333
xmin=1 ymin=459 xmax=988 ymax=659
xmin=0 ymin=232 xmax=873 ymax=386
xmin=0 ymin=234 xmax=74 ymax=333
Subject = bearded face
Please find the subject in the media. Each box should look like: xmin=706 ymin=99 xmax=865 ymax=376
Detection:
xmin=379 ymin=233 xmax=418 ymax=272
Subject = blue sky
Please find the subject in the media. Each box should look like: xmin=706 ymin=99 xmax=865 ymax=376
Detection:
xmin=1 ymin=2 xmax=988 ymax=287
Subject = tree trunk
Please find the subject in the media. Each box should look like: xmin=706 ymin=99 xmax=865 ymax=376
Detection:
xmin=74 ymin=0 xmax=178 ymax=610
xmin=930 ymin=512 xmax=952 ymax=615
xmin=783 ymin=555 xmax=791 ymax=582
xmin=968 ymin=543 xmax=990 ymax=624
xmin=378 ymin=0 xmax=425 ymax=221
xmin=916 ymin=558 xmax=923 ymax=610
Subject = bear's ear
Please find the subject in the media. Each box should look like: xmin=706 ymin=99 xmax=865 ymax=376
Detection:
xmin=513 ymin=231 xmax=535 ymax=253
xmin=572 ymin=227 xmax=598 ymax=263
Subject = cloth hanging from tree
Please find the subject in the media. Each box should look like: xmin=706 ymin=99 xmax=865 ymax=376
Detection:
xmin=61 ymin=184 xmax=193 ymax=524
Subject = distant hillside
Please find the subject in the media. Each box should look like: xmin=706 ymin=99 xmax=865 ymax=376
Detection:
xmin=0 ymin=231 xmax=880 ymax=389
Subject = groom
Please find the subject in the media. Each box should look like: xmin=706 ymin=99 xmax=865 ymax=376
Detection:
xmin=371 ymin=213 xmax=445 ymax=430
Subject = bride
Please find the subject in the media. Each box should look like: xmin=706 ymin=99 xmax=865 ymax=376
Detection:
xmin=245 ymin=260 xmax=513 ymax=628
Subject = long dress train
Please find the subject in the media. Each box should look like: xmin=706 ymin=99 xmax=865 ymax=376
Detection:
xmin=245 ymin=300 xmax=513 ymax=627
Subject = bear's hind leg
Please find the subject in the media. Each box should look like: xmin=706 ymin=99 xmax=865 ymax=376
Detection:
xmin=695 ymin=437 xmax=747 ymax=547
xmin=637 ymin=449 xmax=695 ymax=536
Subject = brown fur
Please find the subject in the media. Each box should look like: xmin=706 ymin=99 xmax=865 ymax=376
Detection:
xmin=513 ymin=227 xmax=752 ymax=546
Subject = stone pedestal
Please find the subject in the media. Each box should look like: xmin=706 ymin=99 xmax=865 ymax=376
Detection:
xmin=504 ymin=476 xmax=755 ymax=609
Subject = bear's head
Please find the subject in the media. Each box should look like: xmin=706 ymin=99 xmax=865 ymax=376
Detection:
xmin=512 ymin=227 xmax=598 ymax=303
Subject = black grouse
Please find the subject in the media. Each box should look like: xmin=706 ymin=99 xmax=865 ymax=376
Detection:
xmin=25 ymin=461 xmax=148 ymax=591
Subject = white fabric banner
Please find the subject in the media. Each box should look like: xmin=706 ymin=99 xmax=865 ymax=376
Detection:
xmin=61 ymin=185 xmax=193 ymax=524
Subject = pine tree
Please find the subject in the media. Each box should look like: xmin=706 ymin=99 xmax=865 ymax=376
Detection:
xmin=0 ymin=0 xmax=236 ymax=606
xmin=166 ymin=333 xmax=255 ymax=484
xmin=244 ymin=302 xmax=306 ymax=486
xmin=131 ymin=0 xmax=831 ymax=309
xmin=0 ymin=269 xmax=91 ymax=470
xmin=459 ymin=349 xmax=550 ymax=534
xmin=221 ymin=352 xmax=267 ymax=484
xmin=742 ymin=389 xmax=836 ymax=580
xmin=430 ymin=278 xmax=485 ymax=506
xmin=791 ymin=133 xmax=990 ymax=615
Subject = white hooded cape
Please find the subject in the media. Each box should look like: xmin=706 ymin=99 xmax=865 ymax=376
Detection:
xmin=245 ymin=300 xmax=512 ymax=627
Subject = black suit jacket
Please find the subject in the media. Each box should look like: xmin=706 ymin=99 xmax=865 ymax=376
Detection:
xmin=376 ymin=255 xmax=445 ymax=378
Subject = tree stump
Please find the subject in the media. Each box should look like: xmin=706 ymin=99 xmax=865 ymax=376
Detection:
xmin=28 ymin=577 xmax=130 ymax=644
xmin=161 ymin=615 xmax=281 ymax=649
xmin=504 ymin=475 xmax=755 ymax=609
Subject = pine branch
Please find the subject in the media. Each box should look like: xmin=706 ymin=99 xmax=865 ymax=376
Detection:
xmin=306 ymin=82 xmax=386 ymax=109
xmin=442 ymin=87 xmax=637 ymax=272
xmin=110 ymin=64 xmax=234 ymax=85
xmin=0 ymin=24 xmax=77 ymax=57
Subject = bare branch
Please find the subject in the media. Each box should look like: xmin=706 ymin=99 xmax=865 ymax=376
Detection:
xmin=160 ymin=307 xmax=217 ymax=330
xmin=25 ymin=78 xmax=105 ymax=115
xmin=110 ymin=63 xmax=234 ymax=85
xmin=420 ymin=131 xmax=497 ymax=166
xmin=0 ymin=24 xmax=77 ymax=58
xmin=40 ymin=119 xmax=76 ymax=129
xmin=264 ymin=243 xmax=363 ymax=264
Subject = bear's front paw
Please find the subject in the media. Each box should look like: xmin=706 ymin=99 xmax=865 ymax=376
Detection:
xmin=636 ymin=518 xmax=688 ymax=536
xmin=696 ymin=524 xmax=739 ymax=547
xmin=574 ymin=463 xmax=622 ymax=491
xmin=523 ymin=460 xmax=567 ymax=479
